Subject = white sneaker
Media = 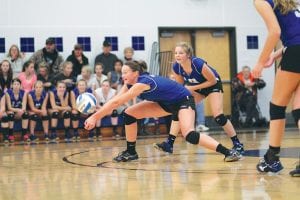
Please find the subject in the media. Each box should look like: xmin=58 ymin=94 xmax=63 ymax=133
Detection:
xmin=196 ymin=124 xmax=210 ymax=132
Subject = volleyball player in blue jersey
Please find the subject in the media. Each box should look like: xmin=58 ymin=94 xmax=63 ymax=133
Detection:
xmin=0 ymin=89 xmax=9 ymax=143
xmin=48 ymin=81 xmax=71 ymax=142
xmin=85 ymin=60 xmax=241 ymax=162
xmin=252 ymin=0 xmax=300 ymax=175
xmin=154 ymin=42 xmax=244 ymax=155
xmin=28 ymin=80 xmax=49 ymax=142
xmin=6 ymin=78 xmax=29 ymax=143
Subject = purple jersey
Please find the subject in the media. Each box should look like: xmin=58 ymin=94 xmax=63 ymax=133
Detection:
xmin=29 ymin=90 xmax=47 ymax=109
xmin=266 ymin=0 xmax=300 ymax=46
xmin=173 ymin=57 xmax=220 ymax=86
xmin=51 ymin=90 xmax=68 ymax=107
xmin=7 ymin=89 xmax=25 ymax=108
xmin=128 ymin=73 xmax=191 ymax=105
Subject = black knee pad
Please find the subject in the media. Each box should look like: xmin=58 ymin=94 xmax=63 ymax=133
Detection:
xmin=63 ymin=111 xmax=71 ymax=119
xmin=1 ymin=115 xmax=9 ymax=123
xmin=215 ymin=114 xmax=227 ymax=126
xmin=41 ymin=116 xmax=49 ymax=121
xmin=270 ymin=102 xmax=286 ymax=120
xmin=30 ymin=114 xmax=39 ymax=121
xmin=123 ymin=112 xmax=137 ymax=125
xmin=185 ymin=131 xmax=200 ymax=145
xmin=52 ymin=112 xmax=59 ymax=119
xmin=22 ymin=112 xmax=29 ymax=119
xmin=111 ymin=109 xmax=118 ymax=117
xmin=8 ymin=113 xmax=15 ymax=121
xmin=71 ymin=113 xmax=80 ymax=120
xmin=292 ymin=109 xmax=300 ymax=124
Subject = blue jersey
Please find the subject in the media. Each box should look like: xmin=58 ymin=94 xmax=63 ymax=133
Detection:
xmin=266 ymin=0 xmax=300 ymax=46
xmin=29 ymin=90 xmax=47 ymax=109
xmin=129 ymin=73 xmax=191 ymax=105
xmin=72 ymin=87 xmax=93 ymax=99
xmin=7 ymin=89 xmax=25 ymax=108
xmin=173 ymin=57 xmax=220 ymax=86
xmin=51 ymin=90 xmax=68 ymax=107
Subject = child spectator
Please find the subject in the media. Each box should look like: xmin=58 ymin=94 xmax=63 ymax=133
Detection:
xmin=18 ymin=60 xmax=37 ymax=92
xmin=107 ymin=59 xmax=123 ymax=91
xmin=0 ymin=59 xmax=13 ymax=92
xmin=37 ymin=62 xmax=54 ymax=91
xmin=51 ymin=61 xmax=76 ymax=92
xmin=76 ymin=65 xmax=96 ymax=89
xmin=91 ymin=62 xmax=107 ymax=89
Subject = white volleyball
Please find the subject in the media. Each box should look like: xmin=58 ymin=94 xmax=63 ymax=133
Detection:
xmin=76 ymin=92 xmax=97 ymax=115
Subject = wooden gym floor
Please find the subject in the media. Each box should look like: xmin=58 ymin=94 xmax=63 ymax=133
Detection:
xmin=0 ymin=128 xmax=299 ymax=200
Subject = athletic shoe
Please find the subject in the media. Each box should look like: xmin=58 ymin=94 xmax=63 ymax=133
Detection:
xmin=50 ymin=133 xmax=59 ymax=143
xmin=29 ymin=134 xmax=38 ymax=142
xmin=224 ymin=149 xmax=242 ymax=162
xmin=44 ymin=134 xmax=49 ymax=141
xmin=153 ymin=141 xmax=173 ymax=154
xmin=113 ymin=150 xmax=139 ymax=162
xmin=232 ymin=143 xmax=245 ymax=155
xmin=290 ymin=165 xmax=300 ymax=177
xmin=76 ymin=136 xmax=80 ymax=142
xmin=52 ymin=133 xmax=59 ymax=141
xmin=256 ymin=158 xmax=284 ymax=173
xmin=196 ymin=124 xmax=210 ymax=132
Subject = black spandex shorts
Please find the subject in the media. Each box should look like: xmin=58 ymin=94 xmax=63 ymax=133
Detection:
xmin=158 ymin=96 xmax=196 ymax=121
xmin=280 ymin=45 xmax=300 ymax=73
xmin=195 ymin=77 xmax=224 ymax=97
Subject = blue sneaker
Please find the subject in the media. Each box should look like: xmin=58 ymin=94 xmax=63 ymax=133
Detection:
xmin=232 ymin=143 xmax=245 ymax=155
xmin=153 ymin=141 xmax=173 ymax=154
xmin=224 ymin=149 xmax=242 ymax=162
xmin=113 ymin=150 xmax=139 ymax=162
xmin=257 ymin=158 xmax=284 ymax=173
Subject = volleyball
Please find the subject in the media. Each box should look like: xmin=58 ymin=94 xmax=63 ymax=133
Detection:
xmin=76 ymin=92 xmax=97 ymax=115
